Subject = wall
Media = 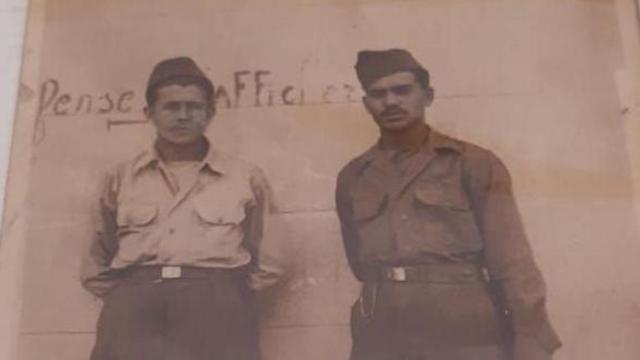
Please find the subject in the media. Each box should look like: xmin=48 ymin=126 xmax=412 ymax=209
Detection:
xmin=7 ymin=0 xmax=640 ymax=359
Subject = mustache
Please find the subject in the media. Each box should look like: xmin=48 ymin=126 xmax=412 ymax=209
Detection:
xmin=380 ymin=106 xmax=408 ymax=117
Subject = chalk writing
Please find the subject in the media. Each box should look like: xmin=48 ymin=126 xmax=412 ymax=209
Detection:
xmin=32 ymin=71 xmax=362 ymax=143
xmin=37 ymin=70 xmax=360 ymax=116
xmin=38 ymin=79 xmax=134 ymax=116
xmin=105 ymin=118 xmax=147 ymax=131
xmin=215 ymin=70 xmax=309 ymax=108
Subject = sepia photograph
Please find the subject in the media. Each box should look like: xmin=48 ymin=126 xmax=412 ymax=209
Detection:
xmin=1 ymin=0 xmax=640 ymax=359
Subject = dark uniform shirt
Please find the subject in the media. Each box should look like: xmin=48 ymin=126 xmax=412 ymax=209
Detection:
xmin=335 ymin=127 xmax=561 ymax=355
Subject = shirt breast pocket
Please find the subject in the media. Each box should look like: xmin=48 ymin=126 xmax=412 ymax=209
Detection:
xmin=193 ymin=199 xmax=247 ymax=226
xmin=351 ymin=191 xmax=387 ymax=222
xmin=413 ymin=179 xmax=483 ymax=252
xmin=116 ymin=204 xmax=158 ymax=236
xmin=413 ymin=180 xmax=470 ymax=211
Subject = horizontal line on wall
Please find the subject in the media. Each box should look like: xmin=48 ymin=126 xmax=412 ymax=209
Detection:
xmin=37 ymin=91 xmax=549 ymax=120
xmin=437 ymin=92 xmax=531 ymax=99
xmin=264 ymin=323 xmax=349 ymax=329
xmin=20 ymin=323 xmax=349 ymax=336
xmin=21 ymin=330 xmax=95 ymax=336
xmin=277 ymin=208 xmax=335 ymax=214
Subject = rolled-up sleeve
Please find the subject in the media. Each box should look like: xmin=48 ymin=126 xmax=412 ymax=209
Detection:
xmin=467 ymin=152 xmax=561 ymax=358
xmin=245 ymin=168 xmax=286 ymax=291
xmin=80 ymin=170 xmax=121 ymax=298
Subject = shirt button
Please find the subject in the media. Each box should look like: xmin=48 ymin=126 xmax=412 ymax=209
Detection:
xmin=400 ymin=214 xmax=409 ymax=221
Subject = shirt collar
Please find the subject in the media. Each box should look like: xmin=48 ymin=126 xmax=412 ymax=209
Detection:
xmin=357 ymin=126 xmax=463 ymax=172
xmin=426 ymin=128 xmax=463 ymax=154
xmin=132 ymin=137 xmax=228 ymax=176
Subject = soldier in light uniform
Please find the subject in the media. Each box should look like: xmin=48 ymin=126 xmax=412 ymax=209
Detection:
xmin=82 ymin=57 xmax=284 ymax=360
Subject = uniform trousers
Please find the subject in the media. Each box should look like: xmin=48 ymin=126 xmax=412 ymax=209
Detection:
xmin=90 ymin=267 xmax=258 ymax=360
xmin=350 ymin=279 xmax=510 ymax=360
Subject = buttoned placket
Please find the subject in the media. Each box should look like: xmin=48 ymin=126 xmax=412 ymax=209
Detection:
xmin=147 ymin=160 xmax=209 ymax=263
xmin=157 ymin=161 xmax=206 ymax=215
xmin=362 ymin=141 xmax=444 ymax=261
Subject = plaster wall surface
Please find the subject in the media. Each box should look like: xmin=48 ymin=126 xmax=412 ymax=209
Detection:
xmin=9 ymin=1 xmax=640 ymax=359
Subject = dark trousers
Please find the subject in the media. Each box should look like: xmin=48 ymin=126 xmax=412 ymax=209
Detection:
xmin=350 ymin=281 xmax=509 ymax=360
xmin=91 ymin=267 xmax=258 ymax=360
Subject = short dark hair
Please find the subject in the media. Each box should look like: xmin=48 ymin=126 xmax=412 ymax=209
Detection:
xmin=145 ymin=77 xmax=215 ymax=107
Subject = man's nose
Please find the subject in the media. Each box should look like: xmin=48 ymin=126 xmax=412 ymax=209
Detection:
xmin=383 ymin=92 xmax=401 ymax=106
xmin=177 ymin=104 xmax=190 ymax=120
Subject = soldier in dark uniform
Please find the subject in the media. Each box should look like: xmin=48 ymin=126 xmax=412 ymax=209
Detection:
xmin=335 ymin=49 xmax=561 ymax=360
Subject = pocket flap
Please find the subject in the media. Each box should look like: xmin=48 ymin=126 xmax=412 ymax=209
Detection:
xmin=414 ymin=183 xmax=469 ymax=211
xmin=194 ymin=200 xmax=246 ymax=225
xmin=117 ymin=204 xmax=158 ymax=226
xmin=351 ymin=192 xmax=387 ymax=221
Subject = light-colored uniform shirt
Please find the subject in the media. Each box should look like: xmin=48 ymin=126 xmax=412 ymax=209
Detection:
xmin=164 ymin=160 xmax=201 ymax=195
xmin=82 ymin=141 xmax=284 ymax=296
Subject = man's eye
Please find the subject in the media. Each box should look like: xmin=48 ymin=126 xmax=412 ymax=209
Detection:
xmin=391 ymin=85 xmax=412 ymax=95
xmin=163 ymin=102 xmax=180 ymax=111
xmin=367 ymin=90 xmax=386 ymax=99
xmin=188 ymin=102 xmax=205 ymax=111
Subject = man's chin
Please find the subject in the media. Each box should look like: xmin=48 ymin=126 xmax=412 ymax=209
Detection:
xmin=378 ymin=120 xmax=412 ymax=131
xmin=159 ymin=134 xmax=203 ymax=146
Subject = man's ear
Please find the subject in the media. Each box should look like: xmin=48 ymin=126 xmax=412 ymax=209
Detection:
xmin=144 ymin=105 xmax=153 ymax=121
xmin=208 ymin=103 xmax=216 ymax=119
xmin=424 ymin=87 xmax=435 ymax=107
xmin=362 ymin=96 xmax=373 ymax=116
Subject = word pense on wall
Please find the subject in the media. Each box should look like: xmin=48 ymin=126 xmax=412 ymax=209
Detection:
xmin=38 ymin=79 xmax=134 ymax=117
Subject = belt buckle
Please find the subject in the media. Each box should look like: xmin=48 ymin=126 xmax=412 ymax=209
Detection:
xmin=161 ymin=266 xmax=182 ymax=279
xmin=386 ymin=266 xmax=407 ymax=281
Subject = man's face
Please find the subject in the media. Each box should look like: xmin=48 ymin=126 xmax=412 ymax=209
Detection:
xmin=145 ymin=84 xmax=214 ymax=145
xmin=362 ymin=71 xmax=433 ymax=132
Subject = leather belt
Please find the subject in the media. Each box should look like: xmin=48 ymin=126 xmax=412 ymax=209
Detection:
xmin=121 ymin=265 xmax=246 ymax=282
xmin=377 ymin=263 xmax=488 ymax=283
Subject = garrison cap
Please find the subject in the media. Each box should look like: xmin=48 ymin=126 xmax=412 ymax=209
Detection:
xmin=355 ymin=49 xmax=429 ymax=89
xmin=145 ymin=57 xmax=214 ymax=104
